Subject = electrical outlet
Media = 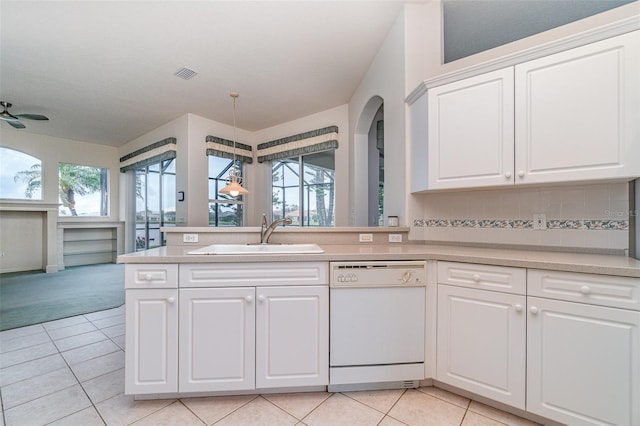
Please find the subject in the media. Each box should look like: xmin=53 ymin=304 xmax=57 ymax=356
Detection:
xmin=388 ymin=234 xmax=403 ymax=243
xmin=183 ymin=234 xmax=199 ymax=243
xmin=359 ymin=233 xmax=373 ymax=243
xmin=533 ymin=214 xmax=547 ymax=230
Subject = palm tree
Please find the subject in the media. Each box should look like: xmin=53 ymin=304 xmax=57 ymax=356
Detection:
xmin=15 ymin=163 xmax=102 ymax=215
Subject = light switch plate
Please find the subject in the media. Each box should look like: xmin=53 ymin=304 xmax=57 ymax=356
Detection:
xmin=359 ymin=233 xmax=373 ymax=243
xmin=533 ymin=214 xmax=547 ymax=230
xmin=183 ymin=234 xmax=199 ymax=243
xmin=389 ymin=234 xmax=402 ymax=243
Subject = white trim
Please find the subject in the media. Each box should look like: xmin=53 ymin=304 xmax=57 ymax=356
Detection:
xmin=406 ymin=15 xmax=640 ymax=105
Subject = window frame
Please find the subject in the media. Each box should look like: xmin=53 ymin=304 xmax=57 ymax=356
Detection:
xmin=208 ymin=156 xmax=244 ymax=227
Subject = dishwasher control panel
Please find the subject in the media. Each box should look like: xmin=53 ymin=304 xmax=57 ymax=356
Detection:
xmin=330 ymin=261 xmax=427 ymax=287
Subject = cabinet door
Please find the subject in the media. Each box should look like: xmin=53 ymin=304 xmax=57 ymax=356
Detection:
xmin=256 ymin=286 xmax=329 ymax=388
xmin=125 ymin=289 xmax=178 ymax=394
xmin=427 ymin=67 xmax=515 ymax=189
xmin=527 ymin=296 xmax=640 ymax=426
xmin=437 ymin=285 xmax=526 ymax=409
xmin=515 ymin=31 xmax=640 ymax=184
xmin=179 ymin=287 xmax=255 ymax=392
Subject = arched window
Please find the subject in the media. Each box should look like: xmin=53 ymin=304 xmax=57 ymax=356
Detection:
xmin=0 ymin=147 xmax=43 ymax=200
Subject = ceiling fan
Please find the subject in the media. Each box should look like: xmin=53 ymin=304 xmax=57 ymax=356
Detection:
xmin=0 ymin=101 xmax=49 ymax=129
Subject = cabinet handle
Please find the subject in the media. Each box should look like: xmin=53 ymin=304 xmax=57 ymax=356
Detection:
xmin=144 ymin=274 xmax=153 ymax=281
xmin=505 ymin=171 xmax=512 ymax=179
xmin=514 ymin=304 xmax=523 ymax=312
xmin=517 ymin=171 xmax=525 ymax=178
xmin=257 ymin=295 xmax=265 ymax=302
xmin=529 ymin=306 xmax=539 ymax=315
xmin=472 ymin=274 xmax=481 ymax=282
xmin=580 ymin=285 xmax=591 ymax=295
xmin=245 ymin=295 xmax=253 ymax=303
xmin=166 ymin=297 xmax=175 ymax=304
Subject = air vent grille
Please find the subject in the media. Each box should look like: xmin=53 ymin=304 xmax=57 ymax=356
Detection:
xmin=174 ymin=67 xmax=198 ymax=80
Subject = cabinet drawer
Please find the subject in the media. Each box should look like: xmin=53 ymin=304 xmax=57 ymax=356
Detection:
xmin=437 ymin=262 xmax=526 ymax=295
xmin=125 ymin=264 xmax=178 ymax=289
xmin=528 ymin=269 xmax=640 ymax=311
xmin=180 ymin=262 xmax=328 ymax=288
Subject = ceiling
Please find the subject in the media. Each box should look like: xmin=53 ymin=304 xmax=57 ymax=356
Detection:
xmin=0 ymin=1 xmax=411 ymax=147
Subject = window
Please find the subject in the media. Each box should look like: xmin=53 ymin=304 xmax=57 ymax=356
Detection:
xmin=0 ymin=147 xmax=43 ymax=200
xmin=208 ymin=156 xmax=243 ymax=226
xmin=58 ymin=163 xmax=109 ymax=216
xmin=135 ymin=159 xmax=176 ymax=250
xmin=272 ymin=150 xmax=335 ymax=226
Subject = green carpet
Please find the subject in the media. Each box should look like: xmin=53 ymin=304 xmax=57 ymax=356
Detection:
xmin=0 ymin=263 xmax=125 ymax=331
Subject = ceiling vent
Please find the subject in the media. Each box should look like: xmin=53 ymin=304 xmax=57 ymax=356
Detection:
xmin=174 ymin=67 xmax=198 ymax=80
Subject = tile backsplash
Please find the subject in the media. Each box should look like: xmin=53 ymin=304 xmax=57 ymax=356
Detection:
xmin=412 ymin=182 xmax=630 ymax=252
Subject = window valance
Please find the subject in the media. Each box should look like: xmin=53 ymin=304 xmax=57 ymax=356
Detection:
xmin=119 ymin=137 xmax=176 ymax=172
xmin=257 ymin=126 xmax=338 ymax=163
xmin=206 ymin=135 xmax=253 ymax=164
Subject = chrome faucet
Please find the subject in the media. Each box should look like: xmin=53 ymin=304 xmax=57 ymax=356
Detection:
xmin=260 ymin=214 xmax=292 ymax=244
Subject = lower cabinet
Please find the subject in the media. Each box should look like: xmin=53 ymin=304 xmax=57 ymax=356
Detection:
xmin=179 ymin=285 xmax=329 ymax=392
xmin=437 ymin=284 xmax=526 ymax=409
xmin=125 ymin=288 xmax=178 ymax=394
xmin=527 ymin=296 xmax=640 ymax=426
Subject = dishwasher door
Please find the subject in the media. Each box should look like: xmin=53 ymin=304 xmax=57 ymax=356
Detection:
xmin=330 ymin=286 xmax=425 ymax=367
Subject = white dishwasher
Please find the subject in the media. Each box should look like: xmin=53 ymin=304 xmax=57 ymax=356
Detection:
xmin=329 ymin=260 xmax=426 ymax=392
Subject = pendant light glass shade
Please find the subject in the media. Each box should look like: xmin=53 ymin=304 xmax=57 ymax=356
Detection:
xmin=220 ymin=92 xmax=248 ymax=198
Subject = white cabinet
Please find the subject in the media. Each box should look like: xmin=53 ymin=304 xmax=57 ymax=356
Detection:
xmin=124 ymin=264 xmax=179 ymax=395
xmin=426 ymin=68 xmax=515 ymax=190
xmin=436 ymin=263 xmax=526 ymax=409
xmin=256 ymin=286 xmax=329 ymax=388
xmin=526 ymin=270 xmax=640 ymax=426
xmin=515 ymin=31 xmax=640 ymax=185
xmin=179 ymin=287 xmax=255 ymax=392
xmin=125 ymin=288 xmax=178 ymax=395
xmin=414 ymin=31 xmax=640 ymax=192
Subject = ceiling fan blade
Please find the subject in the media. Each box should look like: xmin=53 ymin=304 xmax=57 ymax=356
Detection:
xmin=15 ymin=114 xmax=49 ymax=121
xmin=6 ymin=120 xmax=26 ymax=129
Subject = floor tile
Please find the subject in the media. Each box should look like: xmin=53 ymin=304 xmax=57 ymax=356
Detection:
xmin=101 ymin=323 xmax=125 ymax=338
xmin=215 ymin=396 xmax=298 ymax=426
xmin=91 ymin=314 xmax=125 ymax=330
xmin=3 ymin=384 xmax=91 ymax=426
xmin=180 ymin=394 xmax=257 ymax=425
xmin=468 ymin=401 xmax=540 ymax=426
xmin=379 ymin=416 xmax=409 ymax=426
xmin=61 ymin=339 xmax=120 ymax=366
xmin=343 ymin=388 xmax=406 ymax=413
xmin=263 ymin=392 xmax=331 ymax=420
xmin=0 ymin=341 xmax=57 ymax=369
xmin=95 ymin=393 xmax=175 ymax=426
xmin=1 ymin=367 xmax=77 ymax=409
xmin=71 ymin=350 xmax=125 ymax=382
xmin=303 ymin=393 xmax=385 ymax=426
xmin=81 ymin=368 xmax=125 ymax=404
xmin=130 ymin=401 xmax=206 ymax=426
xmin=84 ymin=306 xmax=124 ymax=322
xmin=0 ymin=331 xmax=50 ymax=353
xmin=48 ymin=406 xmax=106 ymax=426
xmin=111 ymin=334 xmax=125 ymax=350
xmin=387 ymin=389 xmax=466 ymax=426
xmin=43 ymin=315 xmax=89 ymax=331
xmin=0 ymin=353 xmax=67 ymax=387
xmin=54 ymin=330 xmax=108 ymax=352
xmin=0 ymin=324 xmax=44 ymax=342
xmin=462 ymin=411 xmax=506 ymax=426
xmin=48 ymin=321 xmax=98 ymax=341
xmin=417 ymin=386 xmax=471 ymax=409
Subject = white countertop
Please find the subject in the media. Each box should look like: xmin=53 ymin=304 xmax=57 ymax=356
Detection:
xmin=118 ymin=243 xmax=640 ymax=278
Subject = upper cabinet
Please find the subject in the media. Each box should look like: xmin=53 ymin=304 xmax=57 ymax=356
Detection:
xmin=411 ymin=30 xmax=640 ymax=192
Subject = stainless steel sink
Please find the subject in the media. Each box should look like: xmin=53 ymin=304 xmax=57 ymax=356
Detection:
xmin=187 ymin=243 xmax=324 ymax=255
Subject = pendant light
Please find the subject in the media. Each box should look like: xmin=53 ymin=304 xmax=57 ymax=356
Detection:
xmin=219 ymin=92 xmax=249 ymax=197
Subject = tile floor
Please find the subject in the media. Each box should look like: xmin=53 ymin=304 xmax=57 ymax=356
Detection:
xmin=0 ymin=306 xmax=540 ymax=426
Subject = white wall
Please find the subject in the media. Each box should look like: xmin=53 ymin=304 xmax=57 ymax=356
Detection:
xmin=349 ymin=8 xmax=407 ymax=226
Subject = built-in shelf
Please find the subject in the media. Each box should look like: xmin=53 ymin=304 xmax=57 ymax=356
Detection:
xmin=57 ymin=222 xmax=124 ymax=269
